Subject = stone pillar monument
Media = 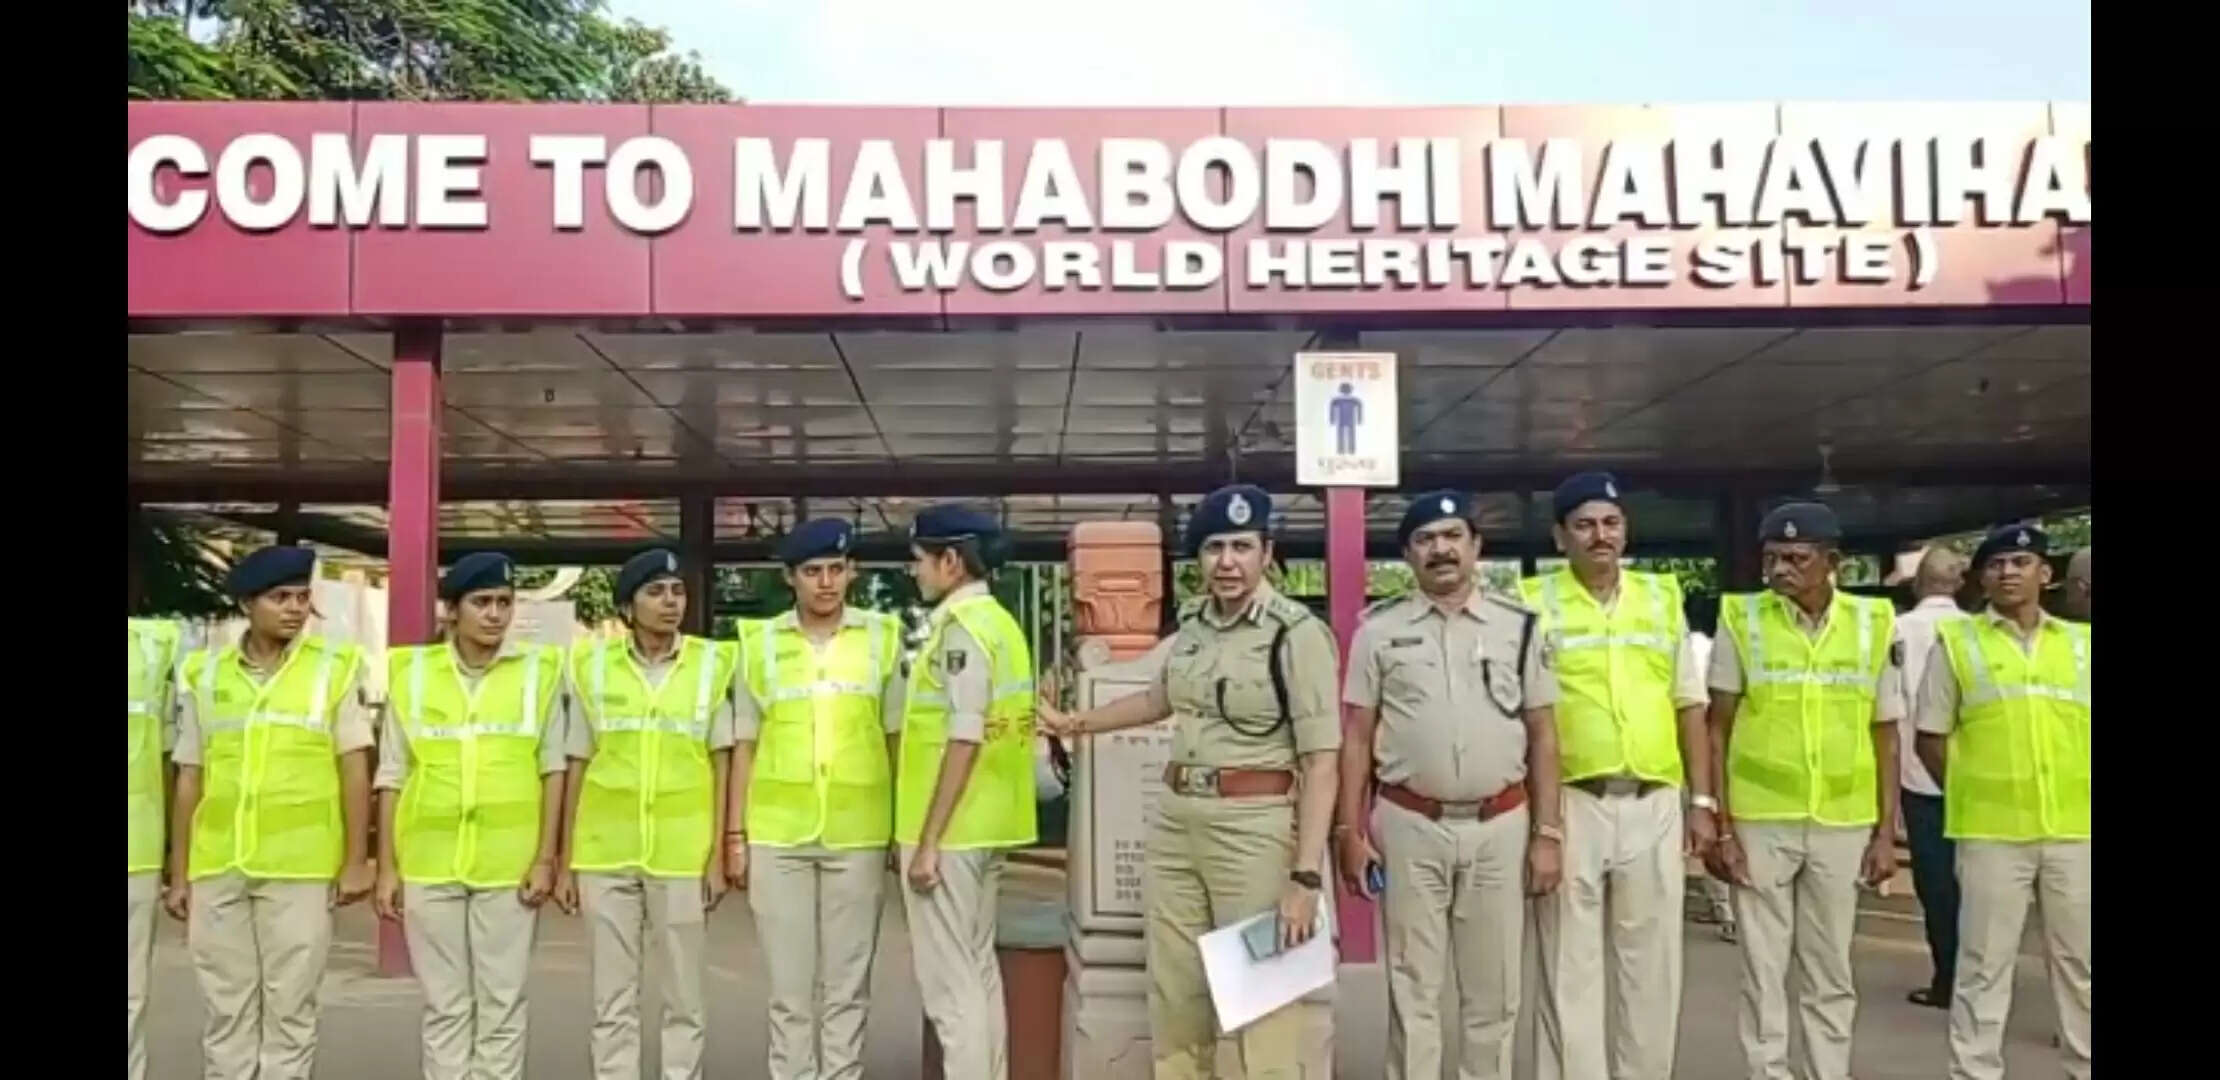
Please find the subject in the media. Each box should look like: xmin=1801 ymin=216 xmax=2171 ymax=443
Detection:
xmin=1061 ymin=520 xmax=1169 ymax=1079
xmin=1059 ymin=522 xmax=1336 ymax=1079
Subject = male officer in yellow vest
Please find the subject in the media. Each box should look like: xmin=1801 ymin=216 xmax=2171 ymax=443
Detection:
xmin=1706 ymin=503 xmax=1902 ymax=1080
xmin=165 ymin=545 xmax=377 ymax=1080
xmin=128 ymin=614 xmax=184 ymax=1080
xmin=1913 ymin=525 xmax=2091 ymax=1080
xmin=1518 ymin=473 xmax=1715 ymax=1080
xmin=900 ymin=505 xmax=1037 ymax=1080
xmin=373 ymin=552 xmax=571 ymax=1080
xmin=1337 ymin=490 xmax=1561 ymax=1080
xmin=726 ymin=519 xmax=904 ymax=1080
xmin=555 ymin=547 xmax=740 ymax=1080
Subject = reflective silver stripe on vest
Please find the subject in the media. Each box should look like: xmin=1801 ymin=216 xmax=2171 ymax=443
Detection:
xmin=1955 ymin=619 xmax=2090 ymax=707
xmin=593 ymin=715 xmax=706 ymax=735
xmin=522 ymin=648 xmax=542 ymax=730
xmin=1558 ymin=633 xmax=1676 ymax=651
xmin=767 ymin=681 xmax=880 ymax=704
xmin=410 ymin=647 xmax=429 ymax=730
xmin=130 ymin=625 xmax=163 ymax=714
xmin=692 ymin=640 xmax=716 ymax=721
xmin=1545 ymin=572 xmax=1674 ymax=654
xmin=1744 ymin=594 xmax=1766 ymax=675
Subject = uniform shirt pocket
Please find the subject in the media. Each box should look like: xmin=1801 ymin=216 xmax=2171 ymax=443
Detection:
xmin=1380 ymin=651 xmax=1442 ymax=709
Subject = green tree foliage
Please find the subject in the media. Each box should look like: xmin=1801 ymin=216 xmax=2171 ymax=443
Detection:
xmin=126 ymin=1 xmax=731 ymax=103
xmin=132 ymin=518 xmax=239 ymax=618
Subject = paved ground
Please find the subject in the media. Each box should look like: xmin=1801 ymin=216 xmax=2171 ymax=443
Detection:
xmin=145 ymin=864 xmax=2066 ymax=1078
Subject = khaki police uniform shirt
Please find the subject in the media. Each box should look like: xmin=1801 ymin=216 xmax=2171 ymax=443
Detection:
xmin=1159 ymin=584 xmax=1342 ymax=771
xmin=173 ymin=634 xmax=377 ymax=766
xmin=915 ymin=582 xmax=994 ymax=743
xmin=1706 ymin=593 xmax=1906 ymax=726
xmin=1913 ymin=607 xmax=2077 ymax=738
xmin=563 ymin=635 xmax=739 ymax=761
xmin=1344 ymin=589 xmax=1559 ymax=802
xmin=733 ymin=607 xmax=907 ymax=740
xmin=373 ymin=639 xmax=576 ymax=791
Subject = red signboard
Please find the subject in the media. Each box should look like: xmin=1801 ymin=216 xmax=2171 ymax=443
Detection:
xmin=127 ymin=102 xmax=2091 ymax=320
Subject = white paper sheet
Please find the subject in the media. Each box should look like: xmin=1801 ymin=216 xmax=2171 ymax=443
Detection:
xmin=1197 ymin=904 xmax=1337 ymax=1033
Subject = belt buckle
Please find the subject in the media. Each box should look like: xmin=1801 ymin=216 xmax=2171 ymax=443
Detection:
xmin=1174 ymin=765 xmax=1221 ymax=797
xmin=1438 ymin=799 xmax=1482 ymax=820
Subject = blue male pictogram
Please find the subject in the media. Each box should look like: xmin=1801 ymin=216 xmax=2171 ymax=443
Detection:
xmin=1328 ymin=382 xmax=1363 ymax=455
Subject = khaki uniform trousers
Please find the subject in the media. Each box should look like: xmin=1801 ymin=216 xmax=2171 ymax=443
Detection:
xmin=750 ymin=845 xmax=888 ymax=1080
xmin=581 ymin=872 xmax=710 ymax=1080
xmin=128 ymin=872 xmax=160 ymax=1080
xmin=1947 ymin=840 xmax=2091 ymax=1080
xmin=901 ymin=845 xmax=1008 ymax=1080
xmin=402 ymin=882 xmax=539 ymax=1080
xmin=1729 ymin=821 xmax=1868 ymax=1080
xmin=1147 ymin=792 xmax=1318 ymax=1080
xmin=188 ymin=871 xmax=335 ymax=1080
xmin=1533 ymin=785 xmax=1685 ymax=1080
xmin=1374 ymin=797 xmax=1528 ymax=1080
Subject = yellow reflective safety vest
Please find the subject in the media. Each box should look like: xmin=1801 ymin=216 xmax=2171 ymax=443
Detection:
xmin=896 ymin=589 xmax=1037 ymax=851
xmin=1938 ymin=614 xmax=2091 ymax=842
xmin=738 ymin=609 xmax=901 ymax=849
xmin=569 ymin=635 xmax=738 ymax=878
xmin=1520 ymin=569 xmax=1686 ymax=786
xmin=128 ymin=619 xmax=183 ymax=874
xmin=181 ymin=635 xmax=365 ymax=881
xmin=388 ymin=642 xmax=564 ymax=887
xmin=1720 ymin=590 xmax=1894 ymax=826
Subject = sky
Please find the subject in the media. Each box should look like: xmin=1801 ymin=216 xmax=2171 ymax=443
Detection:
xmin=607 ymin=0 xmax=2090 ymax=107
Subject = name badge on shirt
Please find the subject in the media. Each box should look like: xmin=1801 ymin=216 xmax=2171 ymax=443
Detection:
xmin=1387 ymin=636 xmax=1424 ymax=649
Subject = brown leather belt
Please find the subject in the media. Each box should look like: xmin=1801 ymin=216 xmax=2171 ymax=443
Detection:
xmin=1162 ymin=763 xmax=1296 ymax=798
xmin=1570 ymin=776 xmax=1668 ymax=799
xmin=1378 ymin=781 xmax=1527 ymax=822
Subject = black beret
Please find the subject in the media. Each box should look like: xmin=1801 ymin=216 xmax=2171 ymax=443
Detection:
xmin=440 ymin=552 xmax=515 ymax=602
xmin=1758 ymin=501 xmax=1842 ymax=544
xmin=1398 ymin=490 xmax=1475 ymax=548
xmin=1552 ymin=471 xmax=1625 ymax=523
xmin=1184 ymin=484 xmax=1272 ymax=556
xmin=779 ymin=518 xmax=854 ymax=566
xmin=616 ymin=548 xmax=683 ymax=607
xmin=1972 ymin=524 xmax=2049 ymax=569
xmin=226 ymin=545 xmax=315 ymax=599
xmin=910 ymin=504 xmax=1000 ymax=545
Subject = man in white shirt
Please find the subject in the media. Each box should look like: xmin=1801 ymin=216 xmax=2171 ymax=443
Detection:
xmin=1894 ymin=546 xmax=1969 ymax=1009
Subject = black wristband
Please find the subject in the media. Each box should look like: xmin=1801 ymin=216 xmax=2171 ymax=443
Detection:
xmin=1289 ymin=870 xmax=1322 ymax=890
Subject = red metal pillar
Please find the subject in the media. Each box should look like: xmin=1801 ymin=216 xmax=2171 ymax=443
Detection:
xmin=379 ymin=322 xmax=443 ymax=978
xmin=1324 ymin=485 xmax=1377 ymax=963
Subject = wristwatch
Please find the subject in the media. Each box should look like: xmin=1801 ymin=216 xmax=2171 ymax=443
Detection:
xmin=1532 ymin=822 xmax=1566 ymax=844
xmin=1288 ymin=870 xmax=1323 ymax=890
xmin=1690 ymin=794 xmax=1720 ymax=812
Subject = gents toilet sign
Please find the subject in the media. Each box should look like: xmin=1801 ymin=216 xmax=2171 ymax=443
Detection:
xmin=1294 ymin=352 xmax=1399 ymax=488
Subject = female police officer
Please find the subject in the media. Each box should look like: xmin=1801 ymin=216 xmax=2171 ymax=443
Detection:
xmin=372 ymin=552 xmax=570 ymax=1080
xmin=1038 ymin=484 xmax=1341 ymax=1079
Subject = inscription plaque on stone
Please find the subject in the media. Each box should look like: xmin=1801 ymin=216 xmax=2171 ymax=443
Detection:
xmin=1086 ymin=674 xmax=1173 ymax=919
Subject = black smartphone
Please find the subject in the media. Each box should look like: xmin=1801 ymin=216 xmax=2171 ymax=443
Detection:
xmin=1366 ymin=860 xmax=1387 ymax=895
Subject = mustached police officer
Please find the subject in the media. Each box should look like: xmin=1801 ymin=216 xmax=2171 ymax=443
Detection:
xmin=1707 ymin=503 xmax=1903 ymax=1080
xmin=1338 ymin=490 xmax=1562 ymax=1080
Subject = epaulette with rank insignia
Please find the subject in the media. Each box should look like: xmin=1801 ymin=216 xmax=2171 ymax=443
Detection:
xmin=1360 ymin=594 xmax=1405 ymax=622
xmin=1260 ymin=591 xmax=1315 ymax=628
